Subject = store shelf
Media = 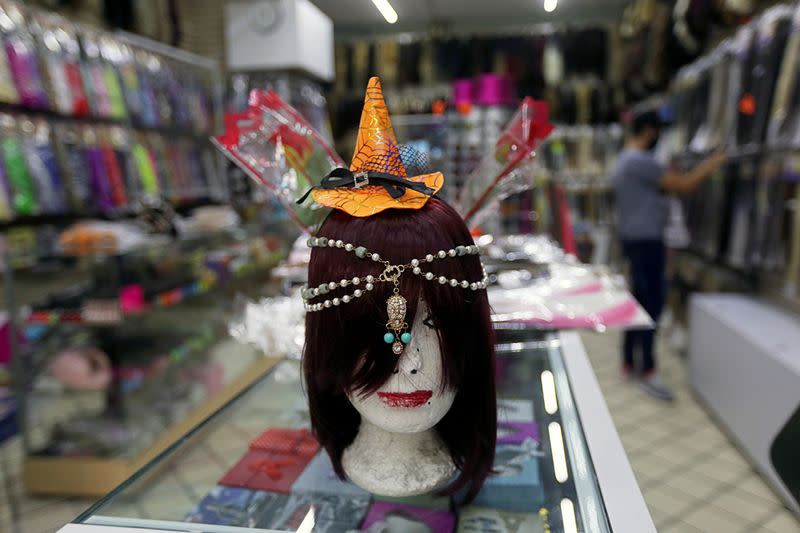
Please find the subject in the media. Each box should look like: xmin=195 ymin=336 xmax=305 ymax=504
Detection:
xmin=24 ymin=355 xmax=281 ymax=497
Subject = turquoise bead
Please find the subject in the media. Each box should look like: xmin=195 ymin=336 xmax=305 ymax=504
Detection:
xmin=401 ymin=332 xmax=412 ymax=344
xmin=318 ymin=237 xmax=328 ymax=246
xmin=456 ymin=245 xmax=466 ymax=256
xmin=355 ymin=246 xmax=367 ymax=258
xmin=384 ymin=332 xmax=395 ymax=344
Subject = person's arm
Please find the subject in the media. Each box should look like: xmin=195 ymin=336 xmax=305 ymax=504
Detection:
xmin=660 ymin=151 xmax=727 ymax=195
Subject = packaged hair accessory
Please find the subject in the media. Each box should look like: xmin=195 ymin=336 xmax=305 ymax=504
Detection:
xmin=0 ymin=113 xmax=37 ymax=215
xmin=80 ymin=30 xmax=112 ymax=118
xmin=22 ymin=118 xmax=67 ymax=213
xmin=53 ymin=123 xmax=91 ymax=212
xmin=0 ymin=1 xmax=48 ymax=110
xmin=212 ymin=89 xmax=343 ymax=231
xmin=99 ymin=35 xmax=128 ymax=120
xmin=457 ymin=97 xmax=553 ymax=228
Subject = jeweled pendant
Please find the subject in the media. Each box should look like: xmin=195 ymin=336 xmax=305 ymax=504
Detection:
xmin=392 ymin=340 xmax=404 ymax=355
xmin=386 ymin=294 xmax=407 ymax=330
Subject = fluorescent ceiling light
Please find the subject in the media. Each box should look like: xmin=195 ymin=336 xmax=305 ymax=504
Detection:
xmin=371 ymin=0 xmax=398 ymax=23
xmin=544 ymin=0 xmax=558 ymax=12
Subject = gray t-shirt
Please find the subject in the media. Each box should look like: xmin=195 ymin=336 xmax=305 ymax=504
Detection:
xmin=612 ymin=148 xmax=667 ymax=241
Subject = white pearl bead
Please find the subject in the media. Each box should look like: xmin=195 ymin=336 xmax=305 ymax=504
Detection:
xmin=354 ymin=289 xmax=362 ymax=297
xmin=460 ymin=281 xmax=469 ymax=288
xmin=366 ymin=275 xmax=374 ymax=283
xmin=426 ymin=254 xmax=434 ymax=262
xmin=345 ymin=243 xmax=354 ymax=251
xmin=470 ymin=283 xmax=477 ymax=290
xmin=335 ymin=240 xmax=343 ymax=247
xmin=449 ymin=279 xmax=458 ymax=286
xmin=425 ymin=272 xmax=434 ymax=280
xmin=332 ymin=298 xmax=340 ymax=305
xmin=342 ymin=295 xmax=351 ymax=303
xmin=438 ymin=276 xmax=447 ymax=284
xmin=371 ymin=253 xmax=380 ymax=261
xmin=340 ymin=279 xmax=349 ymax=286
xmin=352 ymin=277 xmax=360 ymax=285
xmin=413 ymin=267 xmax=421 ymax=274
xmin=411 ymin=259 xmax=419 ymax=267
xmin=448 ymin=249 xmax=456 ymax=257
xmin=324 ymin=300 xmax=332 ymax=308
xmin=328 ymin=282 xmax=337 ymax=289
xmin=437 ymin=250 xmax=446 ymax=258
xmin=365 ymin=283 xmax=374 ymax=291
xmin=328 ymin=240 xmax=336 ymax=247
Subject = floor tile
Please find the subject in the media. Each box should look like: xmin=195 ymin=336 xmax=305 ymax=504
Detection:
xmin=736 ymin=476 xmax=783 ymax=507
xmin=660 ymin=520 xmax=706 ymax=533
xmin=664 ymin=468 xmax=724 ymax=500
xmin=682 ymin=504 xmax=749 ymax=533
xmin=642 ymin=484 xmax=694 ymax=517
xmin=709 ymin=488 xmax=777 ymax=523
xmin=762 ymin=510 xmax=800 ymax=533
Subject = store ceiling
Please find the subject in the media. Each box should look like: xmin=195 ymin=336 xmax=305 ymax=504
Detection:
xmin=311 ymin=0 xmax=627 ymax=36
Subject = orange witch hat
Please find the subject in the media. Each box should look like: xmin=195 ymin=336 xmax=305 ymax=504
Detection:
xmin=311 ymin=77 xmax=443 ymax=217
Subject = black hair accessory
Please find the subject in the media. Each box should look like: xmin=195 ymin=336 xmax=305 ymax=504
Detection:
xmin=297 ymin=167 xmax=435 ymax=205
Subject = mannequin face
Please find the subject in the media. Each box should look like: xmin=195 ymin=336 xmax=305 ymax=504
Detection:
xmin=348 ymin=300 xmax=456 ymax=434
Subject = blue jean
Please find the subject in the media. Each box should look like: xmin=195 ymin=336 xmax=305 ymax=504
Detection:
xmin=621 ymin=240 xmax=665 ymax=373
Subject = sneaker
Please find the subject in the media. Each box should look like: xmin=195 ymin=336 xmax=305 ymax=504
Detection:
xmin=638 ymin=373 xmax=675 ymax=402
xmin=620 ymin=366 xmax=634 ymax=382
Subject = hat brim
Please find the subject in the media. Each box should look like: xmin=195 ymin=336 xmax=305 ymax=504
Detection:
xmin=311 ymin=172 xmax=444 ymax=217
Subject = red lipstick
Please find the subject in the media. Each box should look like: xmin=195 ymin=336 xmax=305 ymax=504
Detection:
xmin=378 ymin=390 xmax=432 ymax=408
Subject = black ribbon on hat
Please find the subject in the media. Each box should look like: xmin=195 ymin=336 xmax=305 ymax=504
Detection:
xmin=296 ymin=167 xmax=435 ymax=205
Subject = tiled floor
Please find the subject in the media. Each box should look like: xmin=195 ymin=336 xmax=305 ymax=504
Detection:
xmin=580 ymin=330 xmax=800 ymax=533
xmin=1 ymin=332 xmax=799 ymax=532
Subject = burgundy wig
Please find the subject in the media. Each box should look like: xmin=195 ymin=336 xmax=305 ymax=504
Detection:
xmin=303 ymin=197 xmax=496 ymax=502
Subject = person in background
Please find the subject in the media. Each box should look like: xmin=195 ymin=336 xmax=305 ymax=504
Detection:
xmin=613 ymin=110 xmax=726 ymax=401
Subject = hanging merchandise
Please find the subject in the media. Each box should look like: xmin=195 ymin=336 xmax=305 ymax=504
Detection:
xmin=98 ymin=127 xmax=128 ymax=209
xmin=456 ymin=97 xmax=554 ymax=228
xmin=98 ymin=35 xmax=129 ymax=121
xmin=52 ymin=123 xmax=91 ymax=212
xmin=21 ymin=118 xmax=66 ymax=214
xmin=213 ymin=89 xmax=343 ymax=232
xmin=767 ymin=4 xmax=800 ymax=147
xmin=747 ymin=6 xmax=793 ymax=146
xmin=82 ymin=126 xmax=114 ymax=212
xmin=132 ymin=134 xmax=160 ymax=196
xmin=0 ymin=148 xmax=11 ymax=220
xmin=80 ymin=29 xmax=113 ymax=119
xmin=733 ymin=24 xmax=757 ymax=147
xmin=0 ymin=113 xmax=36 ymax=215
xmin=0 ymin=1 xmax=48 ymax=110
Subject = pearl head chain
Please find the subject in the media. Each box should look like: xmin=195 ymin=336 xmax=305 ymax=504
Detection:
xmin=301 ymin=236 xmax=488 ymax=312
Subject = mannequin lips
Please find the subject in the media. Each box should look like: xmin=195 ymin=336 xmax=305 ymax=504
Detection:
xmin=378 ymin=390 xmax=433 ymax=408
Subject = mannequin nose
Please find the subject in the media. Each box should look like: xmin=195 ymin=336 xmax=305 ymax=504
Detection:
xmin=397 ymin=348 xmax=421 ymax=375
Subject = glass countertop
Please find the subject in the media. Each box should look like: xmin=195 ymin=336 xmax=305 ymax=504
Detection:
xmin=75 ymin=326 xmax=610 ymax=533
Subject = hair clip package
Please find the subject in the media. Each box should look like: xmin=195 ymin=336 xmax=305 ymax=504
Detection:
xmin=21 ymin=117 xmax=67 ymax=214
xmin=0 ymin=113 xmax=37 ymax=215
xmin=213 ymin=90 xmax=343 ymax=232
xmin=456 ymin=97 xmax=554 ymax=229
xmin=0 ymin=2 xmax=48 ymax=110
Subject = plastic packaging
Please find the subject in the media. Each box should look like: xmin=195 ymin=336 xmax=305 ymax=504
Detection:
xmin=456 ymin=97 xmax=553 ymax=228
xmin=213 ymin=89 xmax=343 ymax=232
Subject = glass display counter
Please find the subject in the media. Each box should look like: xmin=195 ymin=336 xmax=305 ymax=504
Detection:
xmin=58 ymin=327 xmax=655 ymax=533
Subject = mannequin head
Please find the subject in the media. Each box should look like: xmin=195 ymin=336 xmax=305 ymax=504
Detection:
xmin=348 ymin=299 xmax=456 ymax=434
xmin=303 ymin=197 xmax=496 ymax=501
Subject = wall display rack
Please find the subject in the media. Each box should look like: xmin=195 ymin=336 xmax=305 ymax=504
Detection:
xmin=658 ymin=2 xmax=800 ymax=313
